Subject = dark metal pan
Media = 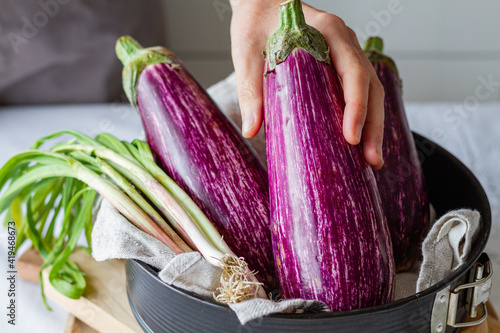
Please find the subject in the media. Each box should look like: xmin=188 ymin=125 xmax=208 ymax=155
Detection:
xmin=126 ymin=133 xmax=492 ymax=333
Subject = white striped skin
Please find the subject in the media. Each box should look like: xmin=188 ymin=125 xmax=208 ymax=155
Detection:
xmin=372 ymin=62 xmax=430 ymax=272
xmin=136 ymin=61 xmax=275 ymax=288
xmin=264 ymin=48 xmax=396 ymax=311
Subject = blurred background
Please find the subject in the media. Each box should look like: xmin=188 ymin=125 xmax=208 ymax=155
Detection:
xmin=168 ymin=0 xmax=500 ymax=102
xmin=1 ymin=0 xmax=499 ymax=104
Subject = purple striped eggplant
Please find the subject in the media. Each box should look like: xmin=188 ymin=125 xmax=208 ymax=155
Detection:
xmin=363 ymin=37 xmax=430 ymax=272
xmin=264 ymin=0 xmax=395 ymax=311
xmin=115 ymin=37 xmax=275 ymax=288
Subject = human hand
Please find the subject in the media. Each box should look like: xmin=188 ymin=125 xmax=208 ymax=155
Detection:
xmin=230 ymin=0 xmax=385 ymax=169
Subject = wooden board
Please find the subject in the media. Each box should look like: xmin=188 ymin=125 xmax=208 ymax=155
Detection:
xmin=16 ymin=247 xmax=44 ymax=283
xmin=65 ymin=314 xmax=99 ymax=333
xmin=17 ymin=249 xmax=143 ymax=333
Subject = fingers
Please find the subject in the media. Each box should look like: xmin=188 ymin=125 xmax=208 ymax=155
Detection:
xmin=230 ymin=16 xmax=267 ymax=138
xmin=319 ymin=16 xmax=385 ymax=168
xmin=362 ymin=78 xmax=385 ymax=170
xmin=232 ymin=53 xmax=264 ymax=138
xmin=341 ymin=63 xmax=369 ymax=146
xmin=346 ymin=28 xmax=385 ymax=169
xmin=318 ymin=16 xmax=370 ymax=145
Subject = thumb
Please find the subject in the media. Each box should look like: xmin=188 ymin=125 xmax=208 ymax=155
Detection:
xmin=232 ymin=41 xmax=264 ymax=138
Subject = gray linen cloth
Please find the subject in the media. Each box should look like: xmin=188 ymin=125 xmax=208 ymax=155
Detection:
xmin=92 ymin=200 xmax=222 ymax=299
xmin=416 ymin=209 xmax=481 ymax=292
xmin=91 ymin=73 xmax=482 ymax=325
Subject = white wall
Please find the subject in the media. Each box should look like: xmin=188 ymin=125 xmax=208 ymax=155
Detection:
xmin=161 ymin=0 xmax=232 ymax=88
xmin=163 ymin=0 xmax=500 ymax=102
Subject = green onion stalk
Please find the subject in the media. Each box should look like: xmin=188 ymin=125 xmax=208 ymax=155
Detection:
xmin=0 ymin=130 xmax=266 ymax=307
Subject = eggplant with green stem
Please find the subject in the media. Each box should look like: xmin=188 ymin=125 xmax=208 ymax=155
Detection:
xmin=363 ymin=37 xmax=430 ymax=272
xmin=263 ymin=0 xmax=395 ymax=311
xmin=116 ymin=36 xmax=275 ymax=288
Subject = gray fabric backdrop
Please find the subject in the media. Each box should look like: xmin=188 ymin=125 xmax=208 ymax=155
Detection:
xmin=0 ymin=0 xmax=165 ymax=104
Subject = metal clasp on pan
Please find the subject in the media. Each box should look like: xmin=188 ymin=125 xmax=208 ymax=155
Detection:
xmin=431 ymin=253 xmax=493 ymax=332
xmin=448 ymin=255 xmax=493 ymax=327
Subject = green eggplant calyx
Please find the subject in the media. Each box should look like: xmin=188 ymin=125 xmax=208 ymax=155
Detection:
xmin=362 ymin=36 xmax=399 ymax=78
xmin=115 ymin=36 xmax=178 ymax=107
xmin=363 ymin=37 xmax=384 ymax=53
xmin=265 ymin=0 xmax=330 ymax=75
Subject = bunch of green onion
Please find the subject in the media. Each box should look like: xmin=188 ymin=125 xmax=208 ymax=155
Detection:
xmin=0 ymin=130 xmax=265 ymax=308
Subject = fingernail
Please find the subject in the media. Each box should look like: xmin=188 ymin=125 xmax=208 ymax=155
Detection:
xmin=242 ymin=114 xmax=256 ymax=136
xmin=354 ymin=124 xmax=363 ymax=143
xmin=376 ymin=143 xmax=384 ymax=163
